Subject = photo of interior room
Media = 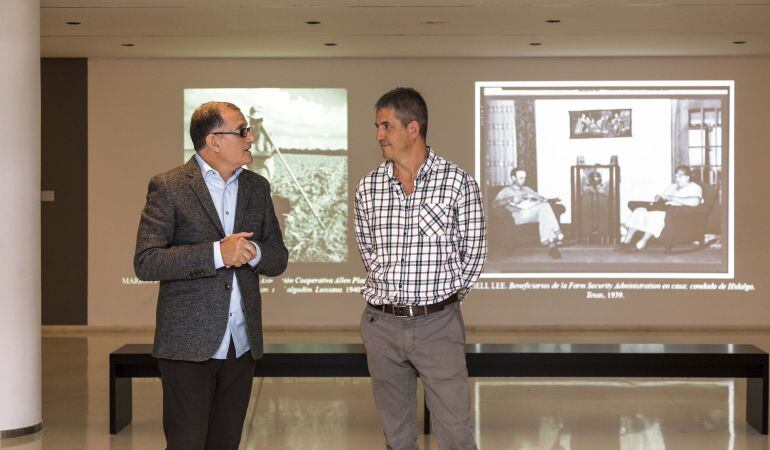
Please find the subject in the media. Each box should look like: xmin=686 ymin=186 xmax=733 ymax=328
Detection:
xmin=478 ymin=82 xmax=731 ymax=277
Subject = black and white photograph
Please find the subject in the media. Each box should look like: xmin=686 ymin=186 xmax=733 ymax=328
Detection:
xmin=475 ymin=81 xmax=733 ymax=277
xmin=184 ymin=88 xmax=348 ymax=263
xmin=570 ymin=108 xmax=632 ymax=139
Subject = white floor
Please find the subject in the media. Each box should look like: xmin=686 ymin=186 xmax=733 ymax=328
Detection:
xmin=4 ymin=329 xmax=770 ymax=449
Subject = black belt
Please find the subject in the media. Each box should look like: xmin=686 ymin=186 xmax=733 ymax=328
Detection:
xmin=368 ymin=293 xmax=459 ymax=318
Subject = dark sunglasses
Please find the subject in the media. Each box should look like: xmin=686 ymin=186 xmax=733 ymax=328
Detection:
xmin=211 ymin=126 xmax=251 ymax=138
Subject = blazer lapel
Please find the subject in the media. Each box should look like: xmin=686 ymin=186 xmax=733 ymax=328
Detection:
xmin=184 ymin=157 xmax=225 ymax=237
xmin=233 ymin=171 xmax=252 ymax=233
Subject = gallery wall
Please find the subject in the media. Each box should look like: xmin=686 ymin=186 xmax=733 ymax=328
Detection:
xmin=88 ymin=56 xmax=770 ymax=329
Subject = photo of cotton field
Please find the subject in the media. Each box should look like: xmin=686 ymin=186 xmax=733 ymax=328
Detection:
xmin=269 ymin=152 xmax=347 ymax=262
xmin=183 ymin=88 xmax=348 ymax=263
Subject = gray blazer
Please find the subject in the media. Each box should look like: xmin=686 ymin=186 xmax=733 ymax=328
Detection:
xmin=134 ymin=157 xmax=288 ymax=361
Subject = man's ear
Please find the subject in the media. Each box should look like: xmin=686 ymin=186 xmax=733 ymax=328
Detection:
xmin=205 ymin=134 xmax=220 ymax=153
xmin=407 ymin=120 xmax=420 ymax=140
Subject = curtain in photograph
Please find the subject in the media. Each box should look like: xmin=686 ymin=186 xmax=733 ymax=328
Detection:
xmin=671 ymin=99 xmax=690 ymax=180
xmin=484 ymin=99 xmax=516 ymax=186
xmin=515 ymin=99 xmax=538 ymax=187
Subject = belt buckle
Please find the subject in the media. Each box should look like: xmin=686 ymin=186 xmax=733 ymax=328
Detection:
xmin=393 ymin=305 xmax=412 ymax=318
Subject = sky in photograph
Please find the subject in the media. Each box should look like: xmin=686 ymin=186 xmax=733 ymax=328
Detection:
xmin=184 ymin=88 xmax=347 ymax=151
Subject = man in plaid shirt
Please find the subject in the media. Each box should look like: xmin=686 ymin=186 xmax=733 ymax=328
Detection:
xmin=355 ymin=87 xmax=487 ymax=450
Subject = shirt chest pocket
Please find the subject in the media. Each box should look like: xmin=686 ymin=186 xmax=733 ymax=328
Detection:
xmin=418 ymin=202 xmax=449 ymax=237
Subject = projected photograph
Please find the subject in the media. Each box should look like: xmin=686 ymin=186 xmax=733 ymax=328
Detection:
xmin=476 ymin=81 xmax=733 ymax=278
xmin=184 ymin=88 xmax=348 ymax=263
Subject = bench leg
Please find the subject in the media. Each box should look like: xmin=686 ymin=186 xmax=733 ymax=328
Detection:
xmin=746 ymin=375 xmax=768 ymax=434
xmin=110 ymin=370 xmax=133 ymax=434
xmin=423 ymin=396 xmax=431 ymax=435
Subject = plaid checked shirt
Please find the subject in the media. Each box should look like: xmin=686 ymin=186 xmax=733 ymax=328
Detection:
xmin=354 ymin=147 xmax=487 ymax=306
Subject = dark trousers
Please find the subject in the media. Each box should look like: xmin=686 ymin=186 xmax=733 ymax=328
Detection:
xmin=157 ymin=340 xmax=256 ymax=450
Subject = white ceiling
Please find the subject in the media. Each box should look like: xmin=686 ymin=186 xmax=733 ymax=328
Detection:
xmin=41 ymin=1 xmax=770 ymax=58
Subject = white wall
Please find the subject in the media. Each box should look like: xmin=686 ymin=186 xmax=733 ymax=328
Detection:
xmin=88 ymin=56 xmax=770 ymax=329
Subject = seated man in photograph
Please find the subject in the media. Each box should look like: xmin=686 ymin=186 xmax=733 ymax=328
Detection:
xmin=621 ymin=165 xmax=703 ymax=251
xmin=493 ymin=167 xmax=564 ymax=259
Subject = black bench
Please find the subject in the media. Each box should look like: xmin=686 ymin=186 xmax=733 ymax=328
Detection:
xmin=110 ymin=343 xmax=768 ymax=435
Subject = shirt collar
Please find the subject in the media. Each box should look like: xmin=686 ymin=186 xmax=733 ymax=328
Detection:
xmin=385 ymin=146 xmax=437 ymax=181
xmin=194 ymin=153 xmax=243 ymax=184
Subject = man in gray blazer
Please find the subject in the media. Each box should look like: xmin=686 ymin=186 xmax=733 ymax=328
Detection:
xmin=135 ymin=101 xmax=288 ymax=450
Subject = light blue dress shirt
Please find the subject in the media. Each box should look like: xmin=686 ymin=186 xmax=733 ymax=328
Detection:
xmin=195 ymin=154 xmax=262 ymax=359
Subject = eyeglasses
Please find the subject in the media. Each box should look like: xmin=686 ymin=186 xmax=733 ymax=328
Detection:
xmin=211 ymin=127 xmax=251 ymax=138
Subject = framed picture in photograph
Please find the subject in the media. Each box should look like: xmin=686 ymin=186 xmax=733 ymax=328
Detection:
xmin=569 ymin=108 xmax=632 ymax=139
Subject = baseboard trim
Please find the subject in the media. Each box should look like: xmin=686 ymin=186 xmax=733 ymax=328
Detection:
xmin=1 ymin=422 xmax=42 ymax=440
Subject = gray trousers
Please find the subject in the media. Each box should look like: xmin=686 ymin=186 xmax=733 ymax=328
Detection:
xmin=360 ymin=302 xmax=477 ymax=450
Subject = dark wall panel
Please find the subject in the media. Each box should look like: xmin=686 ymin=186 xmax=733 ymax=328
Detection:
xmin=41 ymin=58 xmax=88 ymax=325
